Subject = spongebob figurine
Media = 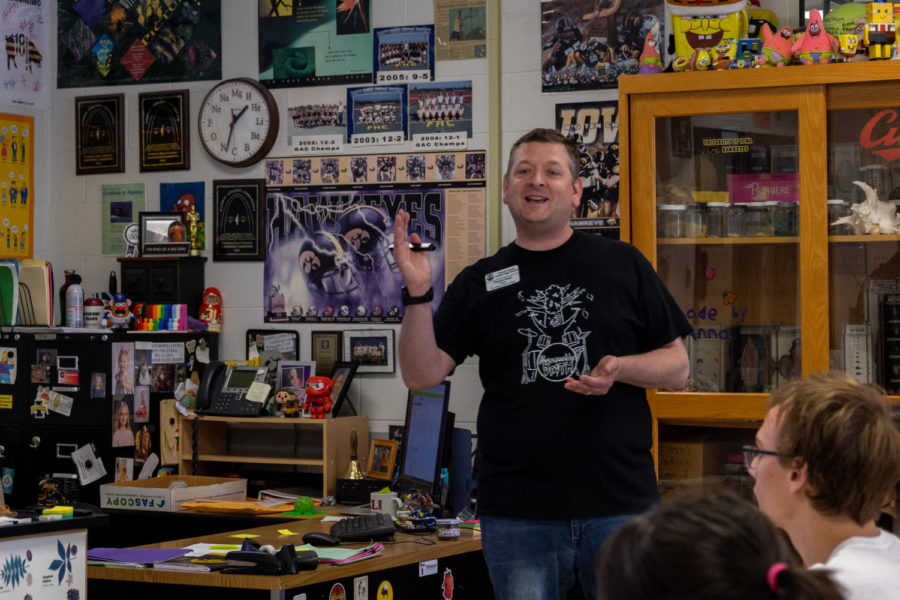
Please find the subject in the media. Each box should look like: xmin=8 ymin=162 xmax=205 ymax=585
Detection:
xmin=864 ymin=2 xmax=895 ymax=59
xmin=667 ymin=0 xmax=748 ymax=71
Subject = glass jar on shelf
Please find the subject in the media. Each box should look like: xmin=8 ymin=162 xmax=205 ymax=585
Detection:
xmin=743 ymin=203 xmax=770 ymax=237
xmin=726 ymin=203 xmax=746 ymax=237
xmin=685 ymin=203 xmax=707 ymax=237
xmin=773 ymin=201 xmax=798 ymax=236
xmin=827 ymin=199 xmax=852 ymax=235
xmin=658 ymin=204 xmax=687 ymax=238
xmin=706 ymin=202 xmax=729 ymax=237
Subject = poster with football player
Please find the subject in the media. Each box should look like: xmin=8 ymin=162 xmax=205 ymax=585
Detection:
xmin=556 ymin=100 xmax=620 ymax=238
xmin=262 ymin=150 xmax=485 ymax=323
xmin=541 ymin=0 xmax=663 ymax=92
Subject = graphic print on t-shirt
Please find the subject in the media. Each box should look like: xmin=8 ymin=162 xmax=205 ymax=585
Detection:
xmin=516 ymin=284 xmax=591 ymax=383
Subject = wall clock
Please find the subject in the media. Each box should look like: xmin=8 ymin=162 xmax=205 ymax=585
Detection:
xmin=198 ymin=78 xmax=279 ymax=168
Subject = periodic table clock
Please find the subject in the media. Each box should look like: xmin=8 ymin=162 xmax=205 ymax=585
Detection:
xmin=198 ymin=78 xmax=279 ymax=168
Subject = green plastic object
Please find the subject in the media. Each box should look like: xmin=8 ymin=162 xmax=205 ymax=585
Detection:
xmin=294 ymin=496 xmax=315 ymax=514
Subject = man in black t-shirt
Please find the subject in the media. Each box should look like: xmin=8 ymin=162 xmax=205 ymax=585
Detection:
xmin=392 ymin=128 xmax=691 ymax=600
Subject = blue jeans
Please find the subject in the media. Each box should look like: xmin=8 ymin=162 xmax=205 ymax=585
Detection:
xmin=480 ymin=514 xmax=635 ymax=600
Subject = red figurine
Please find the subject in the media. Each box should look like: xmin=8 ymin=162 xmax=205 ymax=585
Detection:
xmin=303 ymin=376 xmax=334 ymax=419
xmin=199 ymin=287 xmax=222 ymax=332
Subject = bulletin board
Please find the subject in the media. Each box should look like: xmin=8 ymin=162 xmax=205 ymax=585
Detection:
xmin=0 ymin=113 xmax=34 ymax=258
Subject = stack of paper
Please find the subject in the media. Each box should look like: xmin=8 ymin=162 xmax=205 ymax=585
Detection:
xmin=298 ymin=542 xmax=384 ymax=565
xmin=87 ymin=547 xmax=191 ymax=569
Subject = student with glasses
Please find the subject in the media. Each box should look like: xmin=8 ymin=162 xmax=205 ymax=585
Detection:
xmin=748 ymin=371 xmax=900 ymax=600
xmin=595 ymin=486 xmax=844 ymax=600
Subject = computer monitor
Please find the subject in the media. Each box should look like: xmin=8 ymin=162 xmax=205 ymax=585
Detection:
xmin=396 ymin=381 xmax=452 ymax=498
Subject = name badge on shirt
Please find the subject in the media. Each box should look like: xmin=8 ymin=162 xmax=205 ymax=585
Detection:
xmin=485 ymin=265 xmax=520 ymax=292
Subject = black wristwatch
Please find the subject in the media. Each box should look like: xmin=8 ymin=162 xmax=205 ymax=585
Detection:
xmin=401 ymin=286 xmax=434 ymax=306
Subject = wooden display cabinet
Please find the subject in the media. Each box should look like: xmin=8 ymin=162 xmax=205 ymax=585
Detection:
xmin=178 ymin=414 xmax=369 ymax=498
xmin=618 ymin=62 xmax=900 ymax=474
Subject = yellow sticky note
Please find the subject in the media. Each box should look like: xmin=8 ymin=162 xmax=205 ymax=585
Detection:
xmin=209 ymin=544 xmax=240 ymax=551
xmin=278 ymin=529 xmax=299 ymax=536
xmin=246 ymin=382 xmax=271 ymax=404
xmin=230 ymin=533 xmax=260 ymax=539
xmin=0 ymin=395 xmax=11 ymax=410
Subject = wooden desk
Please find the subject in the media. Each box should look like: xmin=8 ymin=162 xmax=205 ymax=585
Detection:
xmin=89 ymin=515 xmax=490 ymax=599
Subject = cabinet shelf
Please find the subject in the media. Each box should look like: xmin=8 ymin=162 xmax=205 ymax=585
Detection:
xmin=178 ymin=414 xmax=369 ymax=498
xmin=659 ymin=236 xmax=797 ymax=245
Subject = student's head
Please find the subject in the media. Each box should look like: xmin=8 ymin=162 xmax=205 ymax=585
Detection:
xmin=115 ymin=400 xmax=130 ymax=429
xmin=752 ymin=371 xmax=900 ymax=527
xmin=596 ymin=487 xmax=844 ymax=600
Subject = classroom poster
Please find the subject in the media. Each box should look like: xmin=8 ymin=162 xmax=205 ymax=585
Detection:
xmin=540 ymin=0 xmax=663 ymax=92
xmin=434 ymin=0 xmax=487 ymax=60
xmin=57 ymin=0 xmax=222 ymax=88
xmin=287 ymin=97 xmax=347 ymax=155
xmin=263 ymin=150 xmax=486 ymax=323
xmin=258 ymin=0 xmax=373 ymax=89
xmin=0 ymin=0 xmax=51 ymax=109
xmin=555 ymin=100 xmax=620 ymax=238
xmin=346 ymin=85 xmax=408 ymax=146
xmin=0 ymin=113 xmax=34 ymax=258
xmin=101 ymin=183 xmax=145 ymax=255
xmin=407 ymin=80 xmax=473 ymax=144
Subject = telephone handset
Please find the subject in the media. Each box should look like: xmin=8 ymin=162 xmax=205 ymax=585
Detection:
xmin=196 ymin=361 xmax=268 ymax=417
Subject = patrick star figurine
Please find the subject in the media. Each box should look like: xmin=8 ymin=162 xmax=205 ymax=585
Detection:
xmin=792 ymin=9 xmax=838 ymax=64
xmin=757 ymin=23 xmax=794 ymax=67
xmin=638 ymin=31 xmax=663 ymax=74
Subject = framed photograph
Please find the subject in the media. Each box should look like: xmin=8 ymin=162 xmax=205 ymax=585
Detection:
xmin=277 ymin=360 xmax=316 ymax=394
xmin=311 ymin=330 xmax=343 ymax=376
xmin=343 ymin=329 xmax=395 ymax=373
xmin=75 ymin=94 xmax=125 ymax=175
xmin=139 ymin=212 xmax=191 ymax=257
xmin=365 ymin=438 xmax=399 ymax=481
xmin=329 ymin=361 xmax=358 ymax=417
xmin=246 ymin=329 xmax=300 ymax=360
xmin=213 ymin=179 xmax=266 ymax=262
xmin=139 ymin=90 xmax=190 ymax=172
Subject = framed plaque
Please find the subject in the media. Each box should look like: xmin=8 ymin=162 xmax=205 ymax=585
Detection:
xmin=139 ymin=90 xmax=190 ymax=172
xmin=213 ymin=179 xmax=266 ymax=261
xmin=311 ymin=330 xmax=343 ymax=375
xmin=75 ymin=94 xmax=125 ymax=175
xmin=139 ymin=211 xmax=190 ymax=257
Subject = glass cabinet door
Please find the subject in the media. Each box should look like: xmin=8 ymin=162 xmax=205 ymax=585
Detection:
xmin=827 ymin=107 xmax=900 ymax=392
xmin=654 ymin=111 xmax=801 ymax=393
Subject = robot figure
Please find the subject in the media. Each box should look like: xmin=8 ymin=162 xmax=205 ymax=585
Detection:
xmin=303 ymin=376 xmax=334 ymax=418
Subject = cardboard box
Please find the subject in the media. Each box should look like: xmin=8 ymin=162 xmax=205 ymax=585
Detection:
xmin=657 ymin=434 xmax=750 ymax=480
xmin=100 ymin=476 xmax=246 ymax=512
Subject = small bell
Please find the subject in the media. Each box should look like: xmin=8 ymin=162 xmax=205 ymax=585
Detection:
xmin=344 ymin=427 xmax=364 ymax=479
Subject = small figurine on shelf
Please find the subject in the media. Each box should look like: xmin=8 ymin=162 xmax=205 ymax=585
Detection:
xmin=836 ymin=33 xmax=859 ymax=62
xmin=791 ymin=9 xmax=838 ymax=64
xmin=637 ymin=31 xmax=663 ymax=74
xmin=303 ymin=376 xmax=334 ymax=419
xmin=275 ymin=389 xmax=300 ymax=418
xmin=174 ymin=368 xmax=201 ymax=416
xmin=198 ymin=287 xmax=222 ymax=333
xmin=757 ymin=23 xmax=794 ymax=67
xmin=864 ymin=2 xmax=895 ymax=59
xmin=102 ymin=292 xmax=135 ymax=331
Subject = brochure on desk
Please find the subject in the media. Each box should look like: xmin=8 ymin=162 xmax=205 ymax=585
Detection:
xmin=0 ymin=530 xmax=84 ymax=598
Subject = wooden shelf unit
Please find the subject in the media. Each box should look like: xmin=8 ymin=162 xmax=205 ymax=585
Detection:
xmin=618 ymin=62 xmax=900 ymax=472
xmin=178 ymin=414 xmax=369 ymax=498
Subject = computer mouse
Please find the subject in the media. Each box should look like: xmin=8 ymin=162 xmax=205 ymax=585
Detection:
xmin=302 ymin=531 xmax=341 ymax=546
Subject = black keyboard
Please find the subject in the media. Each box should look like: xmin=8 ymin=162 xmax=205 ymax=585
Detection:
xmin=330 ymin=513 xmax=395 ymax=542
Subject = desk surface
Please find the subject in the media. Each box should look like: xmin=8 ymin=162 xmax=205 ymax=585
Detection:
xmin=88 ymin=513 xmax=482 ymax=591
